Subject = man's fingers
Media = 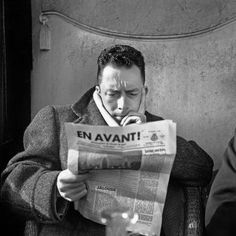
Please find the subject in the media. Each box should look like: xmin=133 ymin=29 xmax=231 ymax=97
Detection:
xmin=120 ymin=115 xmax=129 ymax=126
xmin=120 ymin=112 xmax=139 ymax=126
xmin=57 ymin=169 xmax=89 ymax=201
xmin=70 ymin=189 xmax=88 ymax=201
xmin=58 ymin=169 xmax=88 ymax=183
xmin=121 ymin=112 xmax=146 ymax=126
xmin=60 ymin=174 xmax=88 ymax=183
xmin=121 ymin=116 xmax=140 ymax=126
xmin=60 ymin=186 xmax=88 ymax=202
xmin=58 ymin=182 xmax=86 ymax=192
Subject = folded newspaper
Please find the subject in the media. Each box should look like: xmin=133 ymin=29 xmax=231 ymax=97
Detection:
xmin=65 ymin=120 xmax=176 ymax=236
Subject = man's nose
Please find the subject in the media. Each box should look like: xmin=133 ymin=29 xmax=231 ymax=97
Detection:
xmin=117 ymin=95 xmax=127 ymax=110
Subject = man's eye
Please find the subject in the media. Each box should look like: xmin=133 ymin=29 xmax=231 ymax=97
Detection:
xmin=107 ymin=92 xmax=117 ymax=97
xmin=129 ymin=92 xmax=138 ymax=96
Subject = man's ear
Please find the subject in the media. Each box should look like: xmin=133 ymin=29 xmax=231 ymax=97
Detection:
xmin=145 ymin=86 xmax=148 ymax=95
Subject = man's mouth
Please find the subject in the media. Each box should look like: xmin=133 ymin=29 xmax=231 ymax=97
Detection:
xmin=114 ymin=115 xmax=124 ymax=121
xmin=114 ymin=114 xmax=126 ymax=121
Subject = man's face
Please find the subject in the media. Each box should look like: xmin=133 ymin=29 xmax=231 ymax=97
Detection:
xmin=97 ymin=64 xmax=145 ymax=123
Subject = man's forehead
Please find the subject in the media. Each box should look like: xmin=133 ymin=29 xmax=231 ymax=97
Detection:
xmin=101 ymin=76 xmax=142 ymax=90
xmin=100 ymin=64 xmax=143 ymax=87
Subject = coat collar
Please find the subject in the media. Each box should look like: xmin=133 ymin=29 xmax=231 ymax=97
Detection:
xmin=71 ymin=86 xmax=163 ymax=125
xmin=71 ymin=86 xmax=107 ymax=125
xmin=71 ymin=87 xmax=95 ymax=118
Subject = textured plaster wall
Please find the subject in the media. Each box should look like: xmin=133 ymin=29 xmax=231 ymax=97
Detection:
xmin=41 ymin=0 xmax=236 ymax=36
xmin=31 ymin=1 xmax=236 ymax=169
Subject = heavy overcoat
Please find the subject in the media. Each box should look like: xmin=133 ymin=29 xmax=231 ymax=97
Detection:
xmin=1 ymin=87 xmax=213 ymax=236
xmin=206 ymin=129 xmax=236 ymax=236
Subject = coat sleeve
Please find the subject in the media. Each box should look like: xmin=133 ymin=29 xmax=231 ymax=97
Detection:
xmin=145 ymin=111 xmax=213 ymax=186
xmin=171 ymin=136 xmax=213 ymax=186
xmin=205 ymin=129 xmax=236 ymax=234
xmin=0 ymin=105 xmax=69 ymax=223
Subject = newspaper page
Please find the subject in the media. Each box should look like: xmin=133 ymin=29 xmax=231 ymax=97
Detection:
xmin=65 ymin=120 xmax=176 ymax=236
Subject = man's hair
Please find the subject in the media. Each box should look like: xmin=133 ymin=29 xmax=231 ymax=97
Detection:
xmin=97 ymin=44 xmax=145 ymax=84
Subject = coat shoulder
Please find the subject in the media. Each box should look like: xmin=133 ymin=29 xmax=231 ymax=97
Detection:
xmin=145 ymin=111 xmax=163 ymax=122
xmin=51 ymin=104 xmax=78 ymax=123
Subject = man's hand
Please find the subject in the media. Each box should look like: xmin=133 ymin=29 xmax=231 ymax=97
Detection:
xmin=57 ymin=169 xmax=88 ymax=202
xmin=120 ymin=87 xmax=147 ymax=126
xmin=120 ymin=112 xmax=146 ymax=126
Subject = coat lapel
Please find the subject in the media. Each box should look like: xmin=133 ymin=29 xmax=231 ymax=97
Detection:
xmin=79 ymin=99 xmax=107 ymax=126
xmin=71 ymin=87 xmax=107 ymax=126
xmin=71 ymin=86 xmax=163 ymax=126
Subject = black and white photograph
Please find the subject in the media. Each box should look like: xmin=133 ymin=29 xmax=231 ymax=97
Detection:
xmin=1 ymin=1 xmax=236 ymax=235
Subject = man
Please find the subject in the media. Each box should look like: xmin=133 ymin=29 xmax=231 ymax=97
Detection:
xmin=206 ymin=130 xmax=236 ymax=236
xmin=1 ymin=45 xmax=213 ymax=235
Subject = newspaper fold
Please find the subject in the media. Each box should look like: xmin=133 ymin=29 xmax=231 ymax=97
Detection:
xmin=65 ymin=120 xmax=176 ymax=236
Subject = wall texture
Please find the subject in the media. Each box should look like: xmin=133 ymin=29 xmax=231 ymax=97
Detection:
xmin=41 ymin=0 xmax=236 ymax=36
xmin=31 ymin=0 xmax=236 ymax=169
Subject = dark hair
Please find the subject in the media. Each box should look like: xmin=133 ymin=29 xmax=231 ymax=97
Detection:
xmin=97 ymin=44 xmax=145 ymax=84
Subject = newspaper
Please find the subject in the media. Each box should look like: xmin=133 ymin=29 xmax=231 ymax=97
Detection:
xmin=65 ymin=120 xmax=176 ymax=236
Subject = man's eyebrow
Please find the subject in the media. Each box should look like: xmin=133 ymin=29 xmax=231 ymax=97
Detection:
xmin=126 ymin=88 xmax=140 ymax=92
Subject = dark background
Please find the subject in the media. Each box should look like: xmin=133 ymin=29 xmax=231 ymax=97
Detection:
xmin=0 ymin=0 xmax=32 ymax=234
